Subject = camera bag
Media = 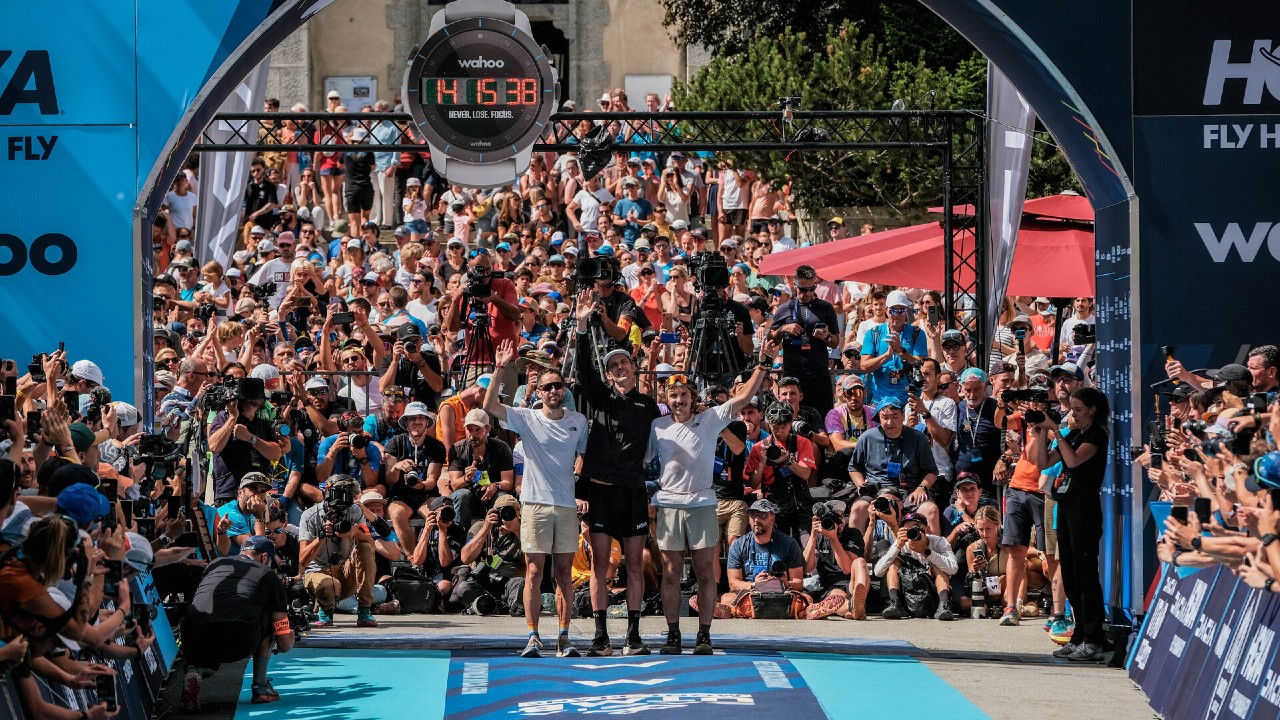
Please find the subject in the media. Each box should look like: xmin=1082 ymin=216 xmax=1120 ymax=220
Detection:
xmin=390 ymin=565 xmax=441 ymax=614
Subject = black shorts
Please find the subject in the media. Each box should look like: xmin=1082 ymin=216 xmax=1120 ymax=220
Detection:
xmin=181 ymin=619 xmax=265 ymax=671
xmin=345 ymin=185 xmax=374 ymax=212
xmin=586 ymin=482 xmax=650 ymax=539
xmin=750 ymin=218 xmax=771 ymax=235
xmin=720 ymin=208 xmax=747 ymax=226
xmin=1001 ymin=487 xmax=1046 ymax=549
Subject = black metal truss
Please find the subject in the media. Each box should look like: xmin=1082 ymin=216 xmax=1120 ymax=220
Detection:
xmin=197 ymin=109 xmax=987 ymax=355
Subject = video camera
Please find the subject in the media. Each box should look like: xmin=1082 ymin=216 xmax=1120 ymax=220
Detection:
xmin=250 ymin=281 xmax=277 ymax=303
xmin=1072 ymin=323 xmax=1096 ymax=344
xmin=573 ymin=255 xmax=618 ymax=284
xmin=85 ymin=385 xmax=113 ymax=423
xmin=464 ymin=266 xmax=493 ymax=298
xmin=323 ymin=481 xmax=357 ymax=537
xmin=201 ymin=380 xmax=240 ymax=411
xmin=687 ymin=251 xmax=730 ymax=292
xmin=1002 ymin=387 xmax=1052 ymax=424
xmin=135 ymin=433 xmax=180 ymax=483
xmin=193 ymin=303 xmax=217 ymax=322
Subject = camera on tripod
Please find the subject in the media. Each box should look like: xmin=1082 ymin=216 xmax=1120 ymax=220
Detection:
xmin=687 ymin=252 xmax=730 ymax=292
xmin=573 ymin=255 xmax=618 ymax=283
xmin=250 ymin=282 xmax=277 ymax=303
xmin=465 ymin=267 xmax=493 ymax=298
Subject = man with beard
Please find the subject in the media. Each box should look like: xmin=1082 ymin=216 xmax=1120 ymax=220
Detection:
xmin=486 ymin=340 xmax=589 ymax=658
xmin=862 ymin=290 xmax=928 ymax=408
xmin=824 ymin=375 xmax=879 ymax=492
xmin=768 ymin=265 xmax=841 ymax=415
xmin=648 ymin=342 xmax=776 ymax=655
xmin=745 ymin=402 xmax=817 ymax=539
xmin=575 ymin=297 xmax=662 ymax=656
xmin=383 ymin=402 xmax=446 ymax=562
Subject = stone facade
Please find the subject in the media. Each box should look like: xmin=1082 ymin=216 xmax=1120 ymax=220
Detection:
xmin=266 ymin=0 xmax=686 ymax=110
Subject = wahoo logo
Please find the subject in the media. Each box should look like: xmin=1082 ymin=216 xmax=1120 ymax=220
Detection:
xmin=1203 ymin=40 xmax=1280 ymax=106
xmin=458 ymin=56 xmax=504 ymax=69
xmin=1193 ymin=222 xmax=1280 ymax=262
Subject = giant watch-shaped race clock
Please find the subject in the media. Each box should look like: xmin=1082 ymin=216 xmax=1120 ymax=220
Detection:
xmin=403 ymin=0 xmax=560 ymax=188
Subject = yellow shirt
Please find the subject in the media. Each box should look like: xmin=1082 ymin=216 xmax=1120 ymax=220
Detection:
xmin=571 ymin=535 xmax=621 ymax=588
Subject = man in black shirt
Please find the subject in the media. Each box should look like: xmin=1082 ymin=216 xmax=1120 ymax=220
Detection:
xmin=445 ymin=409 xmax=516 ymax=529
xmin=242 ymin=159 xmax=278 ymax=242
xmin=180 ymin=538 xmax=293 ymax=711
xmin=803 ymin=500 xmax=870 ymax=619
xmin=575 ymin=296 xmax=662 ymax=656
xmin=343 ymin=129 xmax=376 ymax=230
xmin=769 ymin=265 xmax=840 ymax=415
xmin=208 ymin=379 xmax=284 ymax=505
xmin=594 ymin=275 xmax=650 ymax=345
xmin=384 ymin=402 xmax=447 ymax=560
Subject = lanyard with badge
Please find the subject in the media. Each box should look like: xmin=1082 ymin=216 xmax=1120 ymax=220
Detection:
xmin=962 ymin=400 xmax=984 ymax=463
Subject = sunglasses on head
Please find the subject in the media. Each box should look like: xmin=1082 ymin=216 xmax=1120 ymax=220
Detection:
xmin=665 ymin=374 xmax=691 ymax=387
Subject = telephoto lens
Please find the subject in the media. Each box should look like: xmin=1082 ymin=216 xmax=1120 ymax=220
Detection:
xmin=873 ymin=496 xmax=892 ymax=514
xmin=498 ymin=505 xmax=518 ymax=522
xmin=907 ymin=527 xmax=923 ymax=541
xmin=439 ymin=506 xmax=456 ymax=524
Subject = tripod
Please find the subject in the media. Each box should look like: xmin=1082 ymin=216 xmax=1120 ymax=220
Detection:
xmin=457 ymin=293 xmax=496 ymax=385
xmin=559 ymin=292 xmax=608 ymax=383
xmin=689 ymin=297 xmax=744 ymax=390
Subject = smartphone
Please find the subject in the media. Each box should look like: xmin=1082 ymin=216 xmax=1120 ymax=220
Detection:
xmin=331 ymin=311 xmax=355 ymax=325
xmin=1271 ymin=489 xmax=1280 ymax=512
xmin=0 ymin=396 xmax=13 ymax=423
xmin=658 ymin=331 xmax=679 ymax=343
xmin=1193 ymin=497 xmax=1213 ymax=525
xmin=63 ymin=389 xmax=80 ymax=411
xmin=165 ymin=491 xmax=183 ymax=519
xmin=1171 ymin=505 xmax=1189 ymax=524
xmin=3 ymin=376 xmax=14 ymax=396
xmin=1150 ymin=454 xmax=1163 ymax=470
xmin=104 ymin=559 xmax=123 ymax=583
xmin=927 ymin=305 xmax=941 ymax=325
xmin=26 ymin=409 xmax=41 ymax=441
xmin=95 ymin=674 xmax=117 ymax=712
xmin=28 ymin=354 xmax=45 ymax=383
xmin=99 ymin=477 xmax=118 ymax=530
xmin=814 ymin=323 xmax=827 ymax=334
xmin=119 ymin=500 xmax=136 ymax=523
xmin=1161 ymin=345 xmax=1175 ymax=361
xmin=330 ymin=297 xmax=342 ymax=306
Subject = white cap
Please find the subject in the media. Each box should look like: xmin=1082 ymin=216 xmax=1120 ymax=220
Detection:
xmin=250 ymin=225 xmax=267 ymax=235
xmin=124 ymin=532 xmax=155 ymax=571
xmin=463 ymin=408 xmax=490 ymax=427
xmin=886 ymin=290 xmax=913 ymax=308
xmin=305 ymin=376 xmax=330 ymax=391
xmin=358 ymin=490 xmax=386 ymax=505
xmin=327 ymin=90 xmax=341 ymax=99
xmin=111 ymin=402 xmax=139 ymax=427
xmin=71 ymin=359 xmax=104 ymax=386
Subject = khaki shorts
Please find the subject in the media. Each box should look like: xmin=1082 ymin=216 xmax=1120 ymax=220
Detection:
xmin=716 ymin=499 xmax=749 ymax=541
xmin=656 ymin=505 xmax=718 ymax=552
xmin=1044 ymin=495 xmax=1058 ymax=557
xmin=521 ymin=502 xmax=579 ymax=555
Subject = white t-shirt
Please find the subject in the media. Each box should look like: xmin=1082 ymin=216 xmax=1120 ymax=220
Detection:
xmin=920 ymin=395 xmax=958 ymax=481
xmin=340 ymin=378 xmax=383 ymax=416
xmin=249 ymin=258 xmax=293 ymax=308
xmin=572 ymin=188 xmax=614 ymax=233
xmin=501 ymin=406 xmax=588 ymax=508
xmin=647 ymin=402 xmax=736 ymax=508
xmin=720 ymin=170 xmax=744 ymax=210
xmin=1059 ymin=313 xmax=1097 ymax=363
xmin=164 ymin=190 xmax=198 ymax=230
xmin=407 ymin=298 xmax=438 ymax=327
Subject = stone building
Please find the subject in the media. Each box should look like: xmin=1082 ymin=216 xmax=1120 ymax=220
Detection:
xmin=267 ymin=0 xmax=708 ymax=111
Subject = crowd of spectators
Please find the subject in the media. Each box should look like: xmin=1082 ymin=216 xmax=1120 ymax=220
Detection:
xmin=5 ymin=86 xmax=1207 ymax=714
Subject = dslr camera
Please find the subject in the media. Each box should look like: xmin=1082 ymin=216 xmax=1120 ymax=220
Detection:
xmin=573 ymin=255 xmax=618 ymax=283
xmin=812 ymin=501 xmax=842 ymax=531
xmin=764 ymin=444 xmax=789 ymax=467
xmin=464 ymin=266 xmax=493 ymax=298
xmin=194 ymin=303 xmax=217 ymax=322
xmin=1001 ymin=387 xmax=1050 ymax=405
xmin=250 ymin=281 xmax=277 ymax=303
xmin=1072 ymin=323 xmax=1096 ymax=344
xmin=323 ymin=481 xmax=357 ymax=536
xmin=906 ymin=526 xmax=925 ymax=541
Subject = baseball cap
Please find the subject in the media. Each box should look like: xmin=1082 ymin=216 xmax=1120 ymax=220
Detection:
xmin=358 ymin=490 xmax=386 ymax=505
xmin=641 ymin=223 xmax=658 ymax=234
xmin=305 ymin=376 xmax=329 ymax=391
xmin=69 ymin=423 xmax=96 ymax=453
xmin=603 ymin=349 xmax=633 ymax=370
xmin=112 ymin=402 xmax=140 ymax=428
xmin=399 ymin=401 xmax=436 ymax=429
xmin=327 ymin=90 xmax=341 ymax=99
xmin=749 ymin=499 xmax=779 ymax=514
xmin=124 ymin=532 xmax=155 ymax=571
xmin=959 ymin=367 xmax=989 ymax=385
xmin=901 ymin=511 xmax=927 ymax=526
xmin=547 ymin=254 xmax=566 ymax=265
xmin=886 ymin=290 xmax=912 ymax=308
xmin=406 ymin=177 xmax=422 ymax=186
xmin=226 ymin=268 xmax=243 ymax=279
xmin=393 ymin=226 xmax=409 ymax=238
xmin=239 ymin=472 xmax=272 ymax=491
xmin=1162 ymin=384 xmax=1196 ymax=400
xmin=633 ymin=239 xmax=652 ymax=250
xmin=56 ymin=482 xmax=110 ymax=527
xmin=1008 ymin=313 xmax=1032 ymax=328
xmin=954 ymin=472 xmax=980 ymax=487
xmin=494 ymin=494 xmax=520 ymax=513
xmin=670 ymin=219 xmax=690 ymax=231
xmin=1247 ymin=452 xmax=1280 ymax=492
xmin=463 ymin=408 xmax=490 ymax=427
xmin=1050 ymin=362 xmax=1085 ymax=381
xmin=563 ymin=245 xmax=580 ymax=256
xmin=941 ymin=329 xmax=966 ymax=346
xmin=250 ymin=225 xmax=266 ymax=236
xmin=1210 ymin=364 xmax=1250 ymax=386
xmin=495 ymin=241 xmax=511 ymax=252
xmin=475 ymin=373 xmax=493 ymax=389
xmin=720 ymin=238 xmax=738 ymax=249
xmin=71 ymin=360 xmax=104 ymax=386
xmin=989 ymin=360 xmax=1016 ymax=376
xmin=828 ymin=216 xmax=845 ymax=227
xmin=622 ymin=177 xmax=640 ymax=187
xmin=550 ymin=231 xmax=566 ymax=244
xmin=597 ymin=245 xmax=615 ymax=256
xmin=174 ymin=239 xmax=193 ymax=252
xmin=242 ymin=535 xmax=277 ymax=560
xmin=877 ymin=398 xmax=905 ymax=412
xmin=346 ymin=237 xmax=363 ymax=250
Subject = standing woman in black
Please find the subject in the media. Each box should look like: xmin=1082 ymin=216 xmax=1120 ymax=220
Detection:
xmin=1029 ymin=387 xmax=1110 ymax=661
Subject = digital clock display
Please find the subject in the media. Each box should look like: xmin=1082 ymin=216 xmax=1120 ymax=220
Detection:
xmin=403 ymin=17 xmax=555 ymax=164
xmin=422 ymin=77 xmax=540 ymax=106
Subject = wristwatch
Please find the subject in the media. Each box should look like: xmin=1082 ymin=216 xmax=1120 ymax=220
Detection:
xmin=1191 ymin=536 xmax=1203 ymax=551
xmin=1263 ymin=533 xmax=1278 ymax=548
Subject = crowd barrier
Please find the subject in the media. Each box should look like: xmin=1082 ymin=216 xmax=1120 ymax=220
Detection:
xmin=1128 ymin=563 xmax=1280 ymax=719
xmin=0 ymin=571 xmax=178 ymax=720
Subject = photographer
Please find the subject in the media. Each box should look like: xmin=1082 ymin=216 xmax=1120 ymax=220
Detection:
xmin=444 ymin=409 xmax=515 ymax=530
xmin=873 ymin=511 xmax=959 ymax=620
xmin=861 ymin=290 xmax=928 ymax=409
xmin=744 ymin=402 xmax=817 ymax=539
xmin=575 ymin=321 xmax=662 ymax=656
xmin=579 ymin=270 xmax=648 ymax=345
xmin=1003 ymin=314 xmax=1049 ymax=382
xmin=955 ymin=368 xmax=1004 ymax=495
xmin=316 ymin=411 xmax=383 ymax=490
xmin=722 ymin=499 xmax=805 ymax=604
xmin=775 ymin=376 xmax=831 ymax=455
xmin=847 ymin=400 xmax=940 ymax=535
xmin=214 ymin=473 xmax=271 ymax=556
xmin=208 ymin=378 xmax=283 ymax=505
xmin=179 ymin=537 xmax=293 ymax=712
xmin=443 ymin=248 xmax=521 ymax=369
xmin=996 ymin=387 xmax=1056 ymax=626
xmin=297 ymin=476 xmax=380 ymax=628
xmin=458 ymin=496 xmax=528 ymax=622
xmin=803 ymin=500 xmax=869 ymax=620
xmin=768 ymin=265 xmax=841 ymax=415
xmin=381 ymin=324 xmax=445 ymax=408
xmin=485 ymin=340 xmax=588 ymax=658
xmin=410 ymin=496 xmax=467 ymax=596
xmin=384 ymin=402 xmax=446 ymax=562
xmin=649 ymin=345 xmax=775 ymax=656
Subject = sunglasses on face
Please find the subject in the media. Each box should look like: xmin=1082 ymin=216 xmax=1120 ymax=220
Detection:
xmin=888 ymin=307 xmax=909 ymax=316
xmin=267 ymin=526 xmax=286 ymax=535
xmin=797 ymin=286 xmax=817 ymax=294
xmin=539 ymin=381 xmax=566 ymax=392
xmin=938 ymin=382 xmax=951 ymax=391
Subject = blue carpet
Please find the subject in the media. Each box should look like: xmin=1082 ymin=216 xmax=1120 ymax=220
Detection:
xmin=232 ymin=648 xmax=449 ymax=720
xmin=786 ymin=652 xmax=989 ymax=719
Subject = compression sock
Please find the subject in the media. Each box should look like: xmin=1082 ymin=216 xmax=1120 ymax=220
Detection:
xmin=668 ymin=622 xmax=681 ymax=635
xmin=939 ymin=590 xmax=952 ymax=607
xmin=594 ymin=610 xmax=607 ymax=637
xmin=699 ymin=623 xmax=711 ymax=636
xmin=627 ymin=610 xmax=642 ymax=640
xmin=559 ymin=623 xmax=570 ymax=637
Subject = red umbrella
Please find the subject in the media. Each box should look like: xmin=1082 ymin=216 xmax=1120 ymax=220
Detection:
xmin=926 ymin=192 xmax=1095 ymax=223
xmin=769 ymin=219 xmax=1094 ymax=297
xmin=756 ymin=225 xmax=933 ymax=277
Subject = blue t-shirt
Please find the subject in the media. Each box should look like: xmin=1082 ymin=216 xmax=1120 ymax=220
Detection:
xmin=862 ymin=322 xmax=928 ymax=406
xmin=727 ymin=532 xmax=804 ymax=578
xmin=216 ymin=500 xmax=256 ymax=555
xmin=278 ymin=438 xmax=307 ymax=487
xmin=317 ymin=433 xmax=384 ymax=476
xmin=941 ymin=497 xmax=998 ymax=535
xmin=612 ymin=197 xmax=653 ymax=244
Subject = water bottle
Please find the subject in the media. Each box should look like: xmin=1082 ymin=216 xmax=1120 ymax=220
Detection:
xmin=970 ymin=573 xmax=987 ymax=619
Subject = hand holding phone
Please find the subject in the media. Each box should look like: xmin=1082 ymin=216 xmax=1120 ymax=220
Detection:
xmin=95 ymin=674 xmax=117 ymax=712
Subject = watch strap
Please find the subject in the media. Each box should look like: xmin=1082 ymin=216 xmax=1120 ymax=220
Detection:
xmin=1268 ymin=578 xmax=1276 ymax=593
xmin=443 ymin=0 xmax=517 ymax=24
xmin=1263 ymin=533 xmax=1278 ymax=548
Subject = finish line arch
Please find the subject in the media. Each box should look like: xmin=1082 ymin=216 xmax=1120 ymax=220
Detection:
xmin=4 ymin=0 xmax=1275 ymax=627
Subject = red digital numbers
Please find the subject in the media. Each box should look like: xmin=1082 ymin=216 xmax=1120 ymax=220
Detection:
xmin=430 ymin=78 xmax=538 ymax=105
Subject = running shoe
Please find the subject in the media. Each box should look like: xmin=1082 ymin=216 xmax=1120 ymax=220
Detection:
xmin=251 ymin=679 xmax=281 ymax=704
xmin=556 ymin=635 xmax=581 ymax=658
xmin=520 ymin=635 xmax=543 ymax=658
xmin=179 ymin=669 xmax=202 ymax=713
xmin=587 ymin=634 xmax=613 ymax=657
xmin=693 ymin=632 xmax=714 ymax=656
xmin=313 ymin=608 xmax=334 ymax=628
xmin=660 ymin=630 xmax=683 ymax=655
xmin=998 ymin=607 xmax=1020 ymax=626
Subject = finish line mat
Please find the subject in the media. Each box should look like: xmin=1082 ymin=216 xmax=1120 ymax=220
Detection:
xmin=234 ymin=647 xmax=988 ymax=719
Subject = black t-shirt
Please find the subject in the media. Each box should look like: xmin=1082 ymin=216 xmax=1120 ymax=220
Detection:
xmin=423 ymin=523 xmax=467 ymax=575
xmin=384 ymin=433 xmax=447 ymax=505
xmin=772 ymin=297 xmax=840 ymax=378
xmin=388 ymin=352 xmax=444 ymax=408
xmin=211 ymin=410 xmax=278 ymax=501
xmin=273 ymin=533 xmax=302 ymax=579
xmin=243 ymin=180 xmax=277 ymax=218
xmin=814 ymin=529 xmax=866 ymax=587
xmin=187 ymin=556 xmax=288 ymax=627
xmin=714 ymin=420 xmax=749 ymax=501
xmin=448 ymin=437 xmax=515 ymax=480
xmin=601 ymin=288 xmax=649 ymax=331
xmin=955 ymin=398 xmax=1001 ymax=480
xmin=1056 ymin=424 xmax=1109 ymax=501
xmin=343 ymin=150 xmax=374 ymax=189
xmin=576 ymin=333 xmax=662 ymax=489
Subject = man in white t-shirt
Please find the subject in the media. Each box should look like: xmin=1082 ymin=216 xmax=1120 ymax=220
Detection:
xmin=486 ymin=340 xmax=589 ymax=659
xmin=647 ymin=339 xmax=778 ymax=655
xmin=249 ymin=232 xmax=299 ymax=309
xmin=567 ymin=175 xmax=614 ymax=238
xmin=1057 ymin=297 xmax=1096 ymax=364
